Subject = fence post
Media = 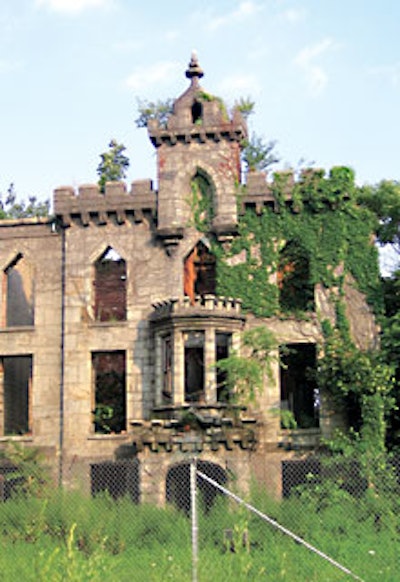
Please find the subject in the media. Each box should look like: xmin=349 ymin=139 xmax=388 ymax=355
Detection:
xmin=190 ymin=457 xmax=198 ymax=582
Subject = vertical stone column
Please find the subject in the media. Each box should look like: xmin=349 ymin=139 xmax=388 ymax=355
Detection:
xmin=154 ymin=334 xmax=163 ymax=406
xmin=173 ymin=331 xmax=184 ymax=404
xmin=205 ymin=328 xmax=216 ymax=403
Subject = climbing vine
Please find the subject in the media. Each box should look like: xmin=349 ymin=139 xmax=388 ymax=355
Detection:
xmin=214 ymin=166 xmax=383 ymax=318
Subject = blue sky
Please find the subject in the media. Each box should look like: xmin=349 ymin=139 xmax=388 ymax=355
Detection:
xmin=1 ymin=0 xmax=400 ymax=205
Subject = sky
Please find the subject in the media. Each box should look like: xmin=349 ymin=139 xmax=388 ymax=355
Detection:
xmin=1 ymin=0 xmax=400 ymax=209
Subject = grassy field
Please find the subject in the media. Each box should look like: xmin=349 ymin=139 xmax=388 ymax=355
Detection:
xmin=0 ymin=488 xmax=398 ymax=581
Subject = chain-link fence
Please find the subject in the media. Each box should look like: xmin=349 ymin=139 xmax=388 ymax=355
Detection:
xmin=0 ymin=450 xmax=399 ymax=581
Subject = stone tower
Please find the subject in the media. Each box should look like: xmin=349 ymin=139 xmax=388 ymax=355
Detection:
xmin=148 ymin=52 xmax=248 ymax=251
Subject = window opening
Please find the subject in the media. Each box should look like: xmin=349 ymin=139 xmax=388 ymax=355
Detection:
xmin=162 ymin=335 xmax=173 ymax=402
xmin=280 ymin=343 xmax=319 ymax=429
xmin=184 ymin=241 xmax=216 ymax=304
xmin=216 ymin=333 xmax=232 ymax=402
xmin=278 ymin=242 xmax=314 ymax=312
xmin=191 ymin=100 xmax=203 ymax=124
xmin=3 ymin=254 xmax=34 ymax=327
xmin=94 ymin=247 xmax=126 ymax=322
xmin=1 ymin=355 xmax=32 ymax=436
xmin=184 ymin=331 xmax=204 ymax=403
xmin=92 ymin=351 xmax=126 ymax=434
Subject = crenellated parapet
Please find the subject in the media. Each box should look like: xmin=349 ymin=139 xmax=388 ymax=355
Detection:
xmin=241 ymin=167 xmax=353 ymax=215
xmin=54 ymin=180 xmax=156 ymax=227
xmin=150 ymin=294 xmax=244 ymax=324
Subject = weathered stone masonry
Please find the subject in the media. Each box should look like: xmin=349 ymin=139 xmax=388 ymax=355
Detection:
xmin=0 ymin=54 xmax=378 ymax=503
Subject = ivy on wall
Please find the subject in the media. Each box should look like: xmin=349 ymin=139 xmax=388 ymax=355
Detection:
xmin=213 ymin=167 xmax=383 ymax=318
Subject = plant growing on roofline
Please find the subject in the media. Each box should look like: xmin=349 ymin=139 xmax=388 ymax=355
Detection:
xmin=97 ymin=139 xmax=130 ymax=193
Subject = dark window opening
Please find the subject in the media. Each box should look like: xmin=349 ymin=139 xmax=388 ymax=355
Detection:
xmin=3 ymin=254 xmax=34 ymax=327
xmin=166 ymin=461 xmax=227 ymax=513
xmin=162 ymin=335 xmax=173 ymax=402
xmin=94 ymin=248 xmax=126 ymax=322
xmin=90 ymin=460 xmax=139 ymax=502
xmin=191 ymin=100 xmax=203 ymax=124
xmin=184 ymin=241 xmax=216 ymax=304
xmin=216 ymin=333 xmax=232 ymax=402
xmin=280 ymin=343 xmax=319 ymax=429
xmin=92 ymin=351 xmax=126 ymax=434
xmin=278 ymin=242 xmax=314 ymax=312
xmin=184 ymin=331 xmax=204 ymax=403
xmin=1 ymin=355 xmax=32 ymax=436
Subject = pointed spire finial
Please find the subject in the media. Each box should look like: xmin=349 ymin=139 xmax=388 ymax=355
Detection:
xmin=185 ymin=50 xmax=204 ymax=82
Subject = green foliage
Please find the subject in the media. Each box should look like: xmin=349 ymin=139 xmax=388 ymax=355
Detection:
xmin=186 ymin=173 xmax=214 ymax=232
xmin=216 ymin=326 xmax=278 ymax=404
xmin=97 ymin=139 xmax=130 ymax=193
xmin=134 ymin=97 xmax=174 ymax=128
xmin=0 ymin=183 xmax=50 ymax=219
xmin=0 ymin=442 xmax=51 ymax=498
xmin=234 ymin=97 xmax=255 ymax=120
xmin=358 ymin=179 xmax=400 ymax=254
xmin=216 ymin=167 xmax=383 ymax=318
xmin=242 ymin=132 xmax=279 ymax=172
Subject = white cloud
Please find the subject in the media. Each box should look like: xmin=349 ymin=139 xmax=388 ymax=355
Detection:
xmin=35 ymin=0 xmax=113 ymax=15
xmin=294 ymin=38 xmax=336 ymax=97
xmin=207 ymin=1 xmax=263 ymax=31
xmin=125 ymin=61 xmax=181 ymax=92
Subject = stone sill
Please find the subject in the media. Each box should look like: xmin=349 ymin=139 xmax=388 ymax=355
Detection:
xmin=0 ymin=326 xmax=35 ymax=334
xmin=87 ymin=433 xmax=129 ymax=441
xmin=0 ymin=435 xmax=33 ymax=442
xmin=88 ymin=321 xmax=128 ymax=329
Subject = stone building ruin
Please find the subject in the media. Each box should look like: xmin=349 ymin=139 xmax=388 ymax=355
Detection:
xmin=0 ymin=54 xmax=378 ymax=505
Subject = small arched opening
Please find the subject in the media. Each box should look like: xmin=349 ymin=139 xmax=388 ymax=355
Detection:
xmin=166 ymin=460 xmax=227 ymax=513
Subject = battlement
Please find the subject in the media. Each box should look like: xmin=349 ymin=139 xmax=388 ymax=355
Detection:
xmin=54 ymin=180 xmax=156 ymax=226
xmin=242 ymin=167 xmax=351 ymax=214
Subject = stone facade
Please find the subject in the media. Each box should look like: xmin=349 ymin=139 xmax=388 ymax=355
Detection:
xmin=0 ymin=54 xmax=379 ymax=503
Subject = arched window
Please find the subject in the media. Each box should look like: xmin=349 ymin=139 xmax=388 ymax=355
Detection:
xmin=278 ymin=242 xmax=314 ymax=312
xmin=93 ymin=247 xmax=126 ymax=322
xmin=184 ymin=240 xmax=216 ymax=303
xmin=190 ymin=171 xmax=214 ymax=232
xmin=3 ymin=254 xmax=34 ymax=327
xmin=191 ymin=99 xmax=203 ymax=124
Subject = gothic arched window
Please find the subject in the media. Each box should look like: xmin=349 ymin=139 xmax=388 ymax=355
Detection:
xmin=93 ymin=247 xmax=126 ymax=322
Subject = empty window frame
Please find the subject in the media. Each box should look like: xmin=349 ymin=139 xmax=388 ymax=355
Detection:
xmin=184 ymin=241 xmax=216 ymax=303
xmin=278 ymin=242 xmax=314 ymax=313
xmin=280 ymin=343 xmax=319 ymax=429
xmin=0 ymin=355 xmax=32 ymax=436
xmin=92 ymin=351 xmax=126 ymax=434
xmin=216 ymin=332 xmax=232 ymax=402
xmin=93 ymin=248 xmax=126 ymax=322
xmin=184 ymin=331 xmax=205 ymax=403
xmin=3 ymin=254 xmax=34 ymax=327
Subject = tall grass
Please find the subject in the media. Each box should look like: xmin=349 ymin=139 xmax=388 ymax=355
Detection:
xmin=0 ymin=485 xmax=398 ymax=581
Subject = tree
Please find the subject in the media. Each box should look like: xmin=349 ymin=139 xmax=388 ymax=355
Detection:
xmin=97 ymin=139 xmax=130 ymax=193
xmin=0 ymin=183 xmax=49 ymax=219
xmin=242 ymin=133 xmax=279 ymax=173
xmin=358 ymin=180 xmax=400 ymax=256
xmin=134 ymin=98 xmax=174 ymax=129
